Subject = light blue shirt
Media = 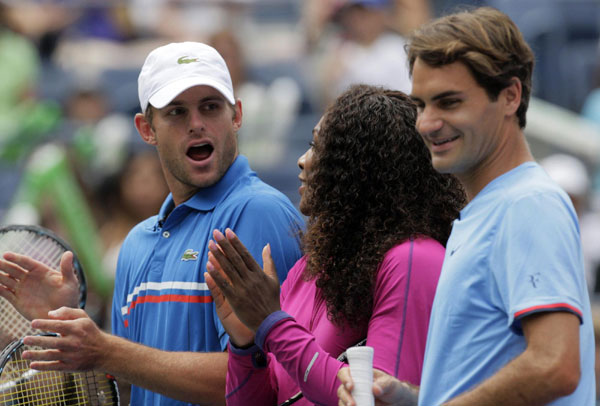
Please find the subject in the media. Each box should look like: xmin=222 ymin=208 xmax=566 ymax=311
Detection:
xmin=112 ymin=155 xmax=304 ymax=406
xmin=419 ymin=162 xmax=595 ymax=405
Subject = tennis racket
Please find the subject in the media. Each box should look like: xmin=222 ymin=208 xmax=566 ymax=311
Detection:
xmin=0 ymin=334 xmax=119 ymax=405
xmin=0 ymin=224 xmax=86 ymax=349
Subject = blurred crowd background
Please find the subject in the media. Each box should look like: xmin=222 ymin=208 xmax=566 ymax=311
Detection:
xmin=1 ymin=0 xmax=600 ymax=371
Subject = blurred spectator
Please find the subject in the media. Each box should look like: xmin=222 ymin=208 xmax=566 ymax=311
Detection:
xmin=0 ymin=1 xmax=75 ymax=60
xmin=0 ymin=3 xmax=63 ymax=220
xmin=3 ymin=1 xmax=134 ymax=58
xmin=128 ymin=0 xmax=246 ymax=41
xmin=96 ymin=148 xmax=168 ymax=277
xmin=389 ymin=0 xmax=432 ymax=36
xmin=541 ymin=153 xmax=600 ymax=293
xmin=309 ymin=0 xmax=412 ymax=107
xmin=209 ymin=29 xmax=302 ymax=170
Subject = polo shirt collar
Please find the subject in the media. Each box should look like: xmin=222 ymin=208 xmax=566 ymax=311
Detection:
xmin=157 ymin=155 xmax=252 ymax=223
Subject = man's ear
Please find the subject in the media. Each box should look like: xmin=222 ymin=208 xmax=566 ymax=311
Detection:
xmin=135 ymin=113 xmax=157 ymax=145
xmin=232 ymin=99 xmax=243 ymax=132
xmin=502 ymin=77 xmax=522 ymax=117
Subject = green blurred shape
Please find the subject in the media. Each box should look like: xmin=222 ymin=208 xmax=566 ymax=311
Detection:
xmin=16 ymin=144 xmax=112 ymax=299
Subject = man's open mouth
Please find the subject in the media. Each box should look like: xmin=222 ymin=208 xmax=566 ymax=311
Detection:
xmin=187 ymin=143 xmax=213 ymax=161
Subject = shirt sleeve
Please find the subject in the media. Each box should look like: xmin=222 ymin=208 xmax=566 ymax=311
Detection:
xmin=225 ymin=342 xmax=278 ymax=406
xmin=224 ymin=260 xmax=305 ymax=405
xmin=258 ymin=313 xmax=346 ymax=405
xmin=491 ymin=192 xmax=586 ymax=334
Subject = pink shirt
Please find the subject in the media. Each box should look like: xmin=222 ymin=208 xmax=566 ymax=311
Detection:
xmin=226 ymin=237 xmax=444 ymax=405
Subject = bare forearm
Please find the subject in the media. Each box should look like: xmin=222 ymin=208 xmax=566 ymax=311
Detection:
xmin=445 ymin=313 xmax=581 ymax=406
xmin=444 ymin=352 xmax=577 ymax=406
xmin=101 ymin=334 xmax=227 ymax=405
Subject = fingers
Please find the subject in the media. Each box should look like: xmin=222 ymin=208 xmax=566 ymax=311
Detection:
xmin=0 ymin=269 xmax=18 ymax=292
xmin=60 ymin=251 xmax=77 ymax=284
xmin=27 ymin=360 xmax=67 ymax=371
xmin=337 ymin=367 xmax=354 ymax=391
xmin=212 ymin=229 xmax=251 ymax=278
xmin=206 ymin=254 xmax=235 ymax=299
xmin=224 ymin=229 xmax=264 ymax=273
xmin=208 ymin=236 xmax=242 ymax=285
xmin=337 ymin=367 xmax=356 ymax=406
xmin=204 ymin=271 xmax=225 ymax=308
xmin=30 ymin=307 xmax=88 ymax=333
xmin=262 ymin=243 xmax=279 ymax=284
xmin=0 ymin=252 xmax=30 ymax=294
xmin=23 ymin=334 xmax=63 ymax=350
xmin=21 ymin=345 xmax=69 ymax=371
xmin=2 ymin=252 xmax=52 ymax=272
xmin=47 ymin=306 xmax=88 ymax=320
xmin=337 ymin=372 xmax=356 ymax=406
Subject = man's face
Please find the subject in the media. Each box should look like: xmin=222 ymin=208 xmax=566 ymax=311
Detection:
xmin=410 ymin=59 xmax=506 ymax=179
xmin=139 ymin=85 xmax=241 ymax=205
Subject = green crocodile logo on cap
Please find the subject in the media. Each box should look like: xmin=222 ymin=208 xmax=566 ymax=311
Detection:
xmin=177 ymin=56 xmax=199 ymax=64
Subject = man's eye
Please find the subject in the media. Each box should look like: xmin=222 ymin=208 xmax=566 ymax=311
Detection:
xmin=439 ymin=99 xmax=460 ymax=108
xmin=167 ymin=107 xmax=184 ymax=116
xmin=202 ymin=103 xmax=220 ymax=111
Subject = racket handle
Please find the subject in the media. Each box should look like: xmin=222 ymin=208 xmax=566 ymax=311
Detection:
xmin=346 ymin=346 xmax=375 ymax=406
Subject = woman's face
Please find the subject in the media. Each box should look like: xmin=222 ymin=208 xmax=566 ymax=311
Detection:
xmin=297 ymin=115 xmax=324 ymax=216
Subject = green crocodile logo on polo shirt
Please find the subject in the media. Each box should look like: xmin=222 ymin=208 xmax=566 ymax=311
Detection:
xmin=177 ymin=56 xmax=199 ymax=64
xmin=181 ymin=249 xmax=199 ymax=261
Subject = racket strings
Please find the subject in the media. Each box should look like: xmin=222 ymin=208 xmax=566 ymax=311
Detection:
xmin=0 ymin=230 xmax=67 ymax=348
xmin=0 ymin=350 xmax=117 ymax=405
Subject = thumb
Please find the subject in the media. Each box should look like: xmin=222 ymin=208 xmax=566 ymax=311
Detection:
xmin=46 ymin=306 xmax=87 ymax=320
xmin=205 ymin=272 xmax=225 ymax=308
xmin=60 ymin=251 xmax=77 ymax=284
xmin=262 ymin=244 xmax=279 ymax=284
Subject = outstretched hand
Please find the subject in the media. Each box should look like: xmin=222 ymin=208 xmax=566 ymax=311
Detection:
xmin=206 ymin=228 xmax=281 ymax=332
xmin=22 ymin=307 xmax=108 ymax=372
xmin=0 ymin=251 xmax=80 ymax=320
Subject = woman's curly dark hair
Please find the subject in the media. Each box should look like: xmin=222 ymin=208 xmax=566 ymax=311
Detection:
xmin=302 ymin=84 xmax=465 ymax=329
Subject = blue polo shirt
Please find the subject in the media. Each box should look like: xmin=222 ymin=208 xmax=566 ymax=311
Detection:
xmin=419 ymin=162 xmax=595 ymax=405
xmin=112 ymin=155 xmax=304 ymax=406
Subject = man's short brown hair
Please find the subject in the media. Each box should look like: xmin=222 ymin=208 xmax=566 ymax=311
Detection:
xmin=407 ymin=7 xmax=534 ymax=128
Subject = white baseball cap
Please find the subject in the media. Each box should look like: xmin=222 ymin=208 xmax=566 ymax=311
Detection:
xmin=138 ymin=41 xmax=235 ymax=113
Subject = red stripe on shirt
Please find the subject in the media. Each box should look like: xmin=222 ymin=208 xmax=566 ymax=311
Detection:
xmin=127 ymin=294 xmax=213 ymax=314
xmin=514 ymin=302 xmax=582 ymax=319
xmin=123 ymin=294 xmax=214 ymax=327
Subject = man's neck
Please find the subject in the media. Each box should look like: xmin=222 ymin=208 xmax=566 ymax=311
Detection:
xmin=459 ymin=129 xmax=534 ymax=201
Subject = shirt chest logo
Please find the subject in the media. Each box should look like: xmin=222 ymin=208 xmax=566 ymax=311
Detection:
xmin=181 ymin=249 xmax=199 ymax=261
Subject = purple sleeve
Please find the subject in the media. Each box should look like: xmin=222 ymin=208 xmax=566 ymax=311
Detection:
xmin=260 ymin=239 xmax=444 ymax=403
xmin=225 ymin=259 xmax=306 ymax=405
xmin=261 ymin=315 xmax=346 ymax=405
xmin=225 ymin=342 xmax=277 ymax=406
